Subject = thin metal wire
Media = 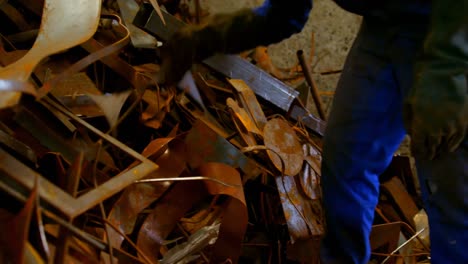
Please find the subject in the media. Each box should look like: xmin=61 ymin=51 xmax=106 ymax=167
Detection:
xmin=380 ymin=227 xmax=427 ymax=264
xmin=135 ymin=176 xmax=241 ymax=188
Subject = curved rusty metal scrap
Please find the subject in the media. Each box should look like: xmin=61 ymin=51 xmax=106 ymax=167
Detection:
xmin=137 ymin=162 xmax=248 ymax=264
xmin=136 ymin=180 xmax=206 ymax=264
xmin=264 ymin=118 xmax=304 ymax=176
xmin=197 ymin=163 xmax=247 ymax=263
xmin=107 ymin=137 xmax=187 ymax=248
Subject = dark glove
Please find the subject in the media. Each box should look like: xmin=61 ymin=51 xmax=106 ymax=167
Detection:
xmin=403 ymin=0 xmax=468 ymax=160
xmin=158 ymin=9 xmax=257 ymax=85
xmin=158 ymin=0 xmax=312 ymax=85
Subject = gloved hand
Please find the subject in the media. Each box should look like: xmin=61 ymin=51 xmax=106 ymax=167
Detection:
xmin=403 ymin=0 xmax=468 ymax=160
xmin=158 ymin=9 xmax=260 ymax=85
xmin=158 ymin=0 xmax=312 ymax=85
xmin=404 ymin=70 xmax=468 ymax=160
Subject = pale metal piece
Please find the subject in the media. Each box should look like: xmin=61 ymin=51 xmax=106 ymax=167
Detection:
xmin=0 ymin=0 xmax=102 ymax=108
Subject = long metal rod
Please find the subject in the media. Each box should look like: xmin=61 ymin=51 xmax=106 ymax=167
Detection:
xmin=135 ymin=176 xmax=241 ymax=187
xmin=42 ymin=97 xmax=155 ymax=163
xmin=297 ymin=50 xmax=326 ymax=120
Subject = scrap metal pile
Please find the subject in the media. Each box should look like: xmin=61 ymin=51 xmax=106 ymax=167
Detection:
xmin=0 ymin=0 xmax=429 ymax=263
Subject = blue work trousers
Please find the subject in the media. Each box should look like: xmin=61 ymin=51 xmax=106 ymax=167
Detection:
xmin=320 ymin=17 xmax=468 ymax=264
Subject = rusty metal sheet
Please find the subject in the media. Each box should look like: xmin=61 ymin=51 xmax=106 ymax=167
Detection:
xmin=197 ymin=163 xmax=247 ymax=263
xmin=275 ymin=175 xmax=324 ymax=242
xmin=264 ymin=118 xmax=303 ymax=176
xmin=185 ymin=120 xmax=262 ymax=180
xmin=107 ymin=138 xmax=187 ymax=248
xmin=137 ymin=180 xmax=206 ymax=264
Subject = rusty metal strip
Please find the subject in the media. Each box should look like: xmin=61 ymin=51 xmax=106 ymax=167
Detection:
xmin=41 ymin=97 xmax=153 ymax=163
xmin=228 ymin=79 xmax=267 ymax=131
xmin=0 ymin=148 xmax=79 ymax=217
xmin=80 ymin=38 xmax=138 ymax=86
xmin=73 ymin=162 xmax=157 ymax=217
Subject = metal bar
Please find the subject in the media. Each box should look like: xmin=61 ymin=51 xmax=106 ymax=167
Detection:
xmin=204 ymin=55 xmax=299 ymax=111
xmin=0 ymin=148 xmax=79 ymax=217
xmin=297 ymin=50 xmax=326 ymax=120
xmin=42 ymin=97 xmax=155 ymax=163
xmin=74 ymin=162 xmax=157 ymax=217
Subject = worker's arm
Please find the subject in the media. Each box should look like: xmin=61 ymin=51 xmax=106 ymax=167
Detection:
xmin=159 ymin=0 xmax=312 ymax=84
xmin=404 ymin=0 xmax=468 ymax=159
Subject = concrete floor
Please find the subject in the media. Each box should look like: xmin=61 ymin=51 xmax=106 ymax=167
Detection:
xmin=201 ymin=0 xmax=362 ymax=115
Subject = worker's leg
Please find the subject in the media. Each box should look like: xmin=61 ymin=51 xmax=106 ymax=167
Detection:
xmin=415 ymin=138 xmax=468 ymax=263
xmin=319 ymin=18 xmax=425 ymax=263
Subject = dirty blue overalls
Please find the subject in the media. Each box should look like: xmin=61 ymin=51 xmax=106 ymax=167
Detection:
xmin=253 ymin=0 xmax=468 ymax=263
